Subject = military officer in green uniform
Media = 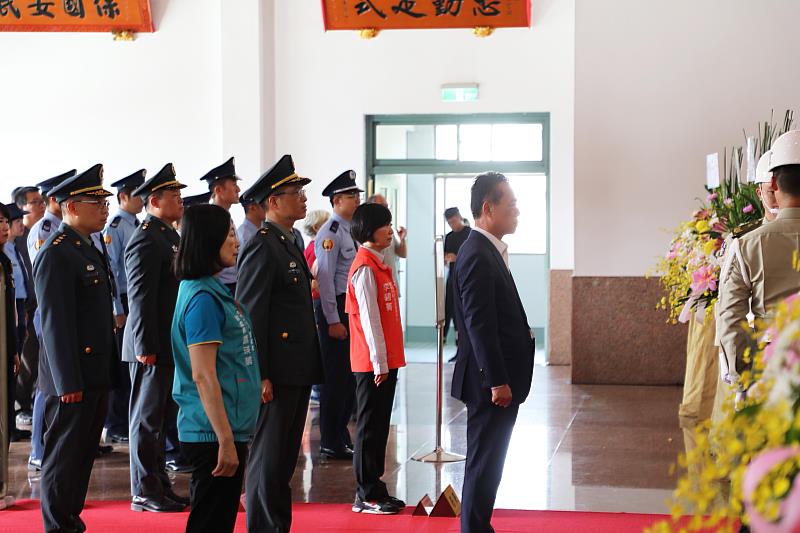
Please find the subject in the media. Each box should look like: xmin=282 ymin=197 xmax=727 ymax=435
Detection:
xmin=237 ymin=155 xmax=324 ymax=533
xmin=34 ymin=164 xmax=118 ymax=533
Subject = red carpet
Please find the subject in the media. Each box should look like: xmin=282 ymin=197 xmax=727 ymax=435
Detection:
xmin=0 ymin=500 xmax=675 ymax=532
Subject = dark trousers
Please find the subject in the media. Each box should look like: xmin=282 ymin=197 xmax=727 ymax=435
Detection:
xmin=128 ymin=362 xmax=176 ymax=498
xmin=105 ymin=294 xmax=130 ymax=436
xmin=353 ymin=369 xmax=398 ymax=501
xmin=444 ymin=272 xmax=456 ymax=339
xmin=246 ymin=384 xmax=311 ymax=533
xmin=41 ymin=389 xmax=108 ymax=533
xmin=461 ymin=400 xmax=520 ymax=533
xmin=15 ymin=304 xmax=37 ymax=413
xmin=182 ymin=441 xmax=248 ymax=533
xmin=314 ymin=295 xmax=355 ymax=451
xmin=30 ymin=333 xmax=47 ymax=461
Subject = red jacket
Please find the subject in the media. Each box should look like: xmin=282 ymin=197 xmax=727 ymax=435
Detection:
xmin=345 ymin=247 xmax=405 ymax=373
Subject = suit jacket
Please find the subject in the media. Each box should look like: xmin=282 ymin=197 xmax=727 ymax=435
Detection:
xmin=15 ymin=228 xmax=35 ymax=310
xmin=451 ymin=231 xmax=534 ymax=406
xmin=122 ymin=214 xmax=181 ymax=366
xmin=33 ymin=224 xmax=118 ymax=396
xmin=237 ymin=221 xmax=323 ymax=386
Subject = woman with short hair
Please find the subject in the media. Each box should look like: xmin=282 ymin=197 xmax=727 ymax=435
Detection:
xmin=171 ymin=204 xmax=261 ymax=533
xmin=346 ymin=203 xmax=406 ymax=515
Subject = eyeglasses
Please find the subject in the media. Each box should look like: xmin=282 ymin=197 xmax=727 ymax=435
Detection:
xmin=25 ymin=199 xmax=45 ymax=206
xmin=75 ymin=199 xmax=111 ymax=209
xmin=273 ymin=188 xmax=307 ymax=199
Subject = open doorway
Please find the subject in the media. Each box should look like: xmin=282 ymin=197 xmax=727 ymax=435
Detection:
xmin=366 ymin=114 xmax=550 ymax=363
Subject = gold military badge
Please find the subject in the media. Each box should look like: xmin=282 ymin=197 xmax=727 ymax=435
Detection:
xmin=322 ymin=239 xmax=334 ymax=251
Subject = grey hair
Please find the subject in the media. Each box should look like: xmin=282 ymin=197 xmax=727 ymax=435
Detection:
xmin=303 ymin=209 xmax=331 ymax=237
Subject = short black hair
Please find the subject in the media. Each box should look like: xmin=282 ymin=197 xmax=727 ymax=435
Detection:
xmin=444 ymin=207 xmax=460 ymax=219
xmin=209 ymin=176 xmax=236 ymax=194
xmin=0 ymin=203 xmax=10 ymax=222
xmin=774 ymin=165 xmax=800 ymax=197
xmin=470 ymin=172 xmax=508 ymax=219
xmin=116 ymin=185 xmax=136 ymax=203
xmin=13 ymin=186 xmax=37 ymax=208
xmin=351 ymin=203 xmax=392 ymax=245
xmin=174 ymin=204 xmax=231 ymax=280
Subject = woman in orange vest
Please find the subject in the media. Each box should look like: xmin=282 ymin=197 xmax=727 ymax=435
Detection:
xmin=345 ymin=203 xmax=407 ymax=515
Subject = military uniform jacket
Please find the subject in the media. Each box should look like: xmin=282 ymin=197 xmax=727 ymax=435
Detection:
xmin=237 ymin=221 xmax=323 ymax=386
xmin=33 ymin=223 xmax=118 ymax=397
xmin=122 ymin=214 xmax=180 ymax=366
xmin=717 ymin=208 xmax=800 ymax=380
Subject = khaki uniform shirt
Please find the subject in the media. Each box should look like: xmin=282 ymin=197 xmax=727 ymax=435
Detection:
xmin=717 ymin=208 xmax=800 ymax=382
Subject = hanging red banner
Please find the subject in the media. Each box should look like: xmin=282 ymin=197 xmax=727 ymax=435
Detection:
xmin=321 ymin=0 xmax=531 ymax=31
xmin=0 ymin=0 xmax=153 ymax=33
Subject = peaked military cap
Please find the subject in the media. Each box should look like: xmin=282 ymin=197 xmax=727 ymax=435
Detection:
xmin=200 ymin=157 xmax=239 ymax=189
xmin=48 ymin=164 xmax=112 ymax=203
xmin=321 ymin=170 xmax=363 ymax=198
xmin=241 ymin=155 xmax=311 ymax=205
xmin=132 ymin=163 xmax=186 ymax=199
xmin=6 ymin=203 xmax=28 ymax=221
xmin=110 ymin=169 xmax=147 ymax=192
xmin=37 ymin=169 xmax=77 ymax=196
xmin=182 ymin=191 xmax=211 ymax=208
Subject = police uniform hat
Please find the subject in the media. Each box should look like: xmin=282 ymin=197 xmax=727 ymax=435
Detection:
xmin=200 ymin=157 xmax=239 ymax=190
xmin=48 ymin=164 xmax=113 ymax=203
xmin=321 ymin=170 xmax=363 ymax=198
xmin=36 ymin=169 xmax=77 ymax=197
xmin=6 ymin=203 xmax=28 ymax=221
xmin=110 ymin=169 xmax=147 ymax=193
xmin=132 ymin=163 xmax=187 ymax=199
xmin=241 ymin=155 xmax=311 ymax=205
xmin=182 ymin=191 xmax=211 ymax=208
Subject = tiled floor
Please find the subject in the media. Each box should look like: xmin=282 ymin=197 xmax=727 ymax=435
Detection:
xmin=6 ymin=344 xmax=683 ymax=514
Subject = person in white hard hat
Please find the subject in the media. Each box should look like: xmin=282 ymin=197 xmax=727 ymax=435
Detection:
xmin=754 ymin=150 xmax=779 ymax=222
xmin=717 ymin=130 xmax=800 ymax=388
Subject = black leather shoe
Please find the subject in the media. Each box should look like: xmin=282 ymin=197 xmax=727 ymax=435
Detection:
xmin=320 ymin=447 xmax=354 ymax=460
xmin=164 ymin=489 xmax=190 ymax=506
xmin=106 ymin=433 xmax=129 ymax=444
xmin=165 ymin=458 xmax=195 ymax=473
xmin=385 ymin=496 xmax=406 ymax=508
xmin=131 ymin=495 xmax=185 ymax=513
xmin=10 ymin=428 xmax=32 ymax=442
xmin=96 ymin=444 xmax=113 ymax=457
xmin=27 ymin=457 xmax=42 ymax=471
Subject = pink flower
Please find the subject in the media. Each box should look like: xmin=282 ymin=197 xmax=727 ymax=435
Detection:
xmin=707 ymin=192 xmax=718 ymax=201
xmin=724 ymin=198 xmax=733 ymax=206
xmin=690 ymin=265 xmax=717 ymax=295
xmin=743 ymin=204 xmax=754 ymax=214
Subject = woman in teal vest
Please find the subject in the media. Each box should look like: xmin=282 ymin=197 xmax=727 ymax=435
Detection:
xmin=172 ymin=204 xmax=260 ymax=533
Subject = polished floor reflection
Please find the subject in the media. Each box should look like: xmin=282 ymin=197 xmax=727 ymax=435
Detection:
xmin=7 ymin=345 xmax=683 ymax=514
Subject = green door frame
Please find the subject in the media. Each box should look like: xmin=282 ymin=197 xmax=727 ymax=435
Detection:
xmin=365 ymin=113 xmax=551 ymax=355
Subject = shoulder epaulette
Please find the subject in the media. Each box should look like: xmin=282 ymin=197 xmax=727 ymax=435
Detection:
xmin=51 ymin=233 xmax=65 ymax=247
xmin=42 ymin=219 xmax=51 ymax=232
xmin=330 ymin=221 xmax=339 ymax=233
xmin=732 ymin=219 xmax=763 ymax=239
xmin=110 ymin=216 xmax=121 ymax=229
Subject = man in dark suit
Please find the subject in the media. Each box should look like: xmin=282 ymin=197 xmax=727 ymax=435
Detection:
xmin=123 ymin=164 xmax=188 ymax=513
xmin=34 ymin=164 xmax=119 ymax=533
xmin=238 ymin=155 xmax=324 ymax=533
xmin=451 ymin=172 xmax=535 ymax=533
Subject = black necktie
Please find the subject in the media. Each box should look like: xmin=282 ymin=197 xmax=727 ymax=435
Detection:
xmin=134 ymin=218 xmax=140 ymax=227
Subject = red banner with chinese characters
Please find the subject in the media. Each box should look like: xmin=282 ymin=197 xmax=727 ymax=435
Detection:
xmin=0 ymin=0 xmax=153 ymax=32
xmin=322 ymin=0 xmax=530 ymax=30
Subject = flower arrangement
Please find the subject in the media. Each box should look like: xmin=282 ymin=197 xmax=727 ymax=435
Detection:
xmin=652 ymin=111 xmax=794 ymax=324
xmin=647 ymin=292 xmax=800 ymax=532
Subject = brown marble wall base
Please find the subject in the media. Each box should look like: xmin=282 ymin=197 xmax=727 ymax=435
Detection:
xmin=571 ymin=276 xmax=687 ymax=385
xmin=548 ymin=270 xmax=573 ymax=366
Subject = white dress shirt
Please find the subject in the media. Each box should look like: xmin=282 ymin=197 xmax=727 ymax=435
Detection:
xmin=351 ymin=247 xmax=389 ymax=375
xmin=472 ymin=227 xmax=509 ymax=270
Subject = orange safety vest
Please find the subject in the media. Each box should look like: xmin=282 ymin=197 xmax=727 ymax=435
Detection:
xmin=345 ymin=247 xmax=406 ymax=373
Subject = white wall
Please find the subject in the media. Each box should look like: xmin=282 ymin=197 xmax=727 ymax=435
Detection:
xmin=574 ymin=0 xmax=800 ymax=277
xmin=0 ymin=0 xmax=227 ymax=201
xmin=273 ymin=0 xmax=576 ymax=269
